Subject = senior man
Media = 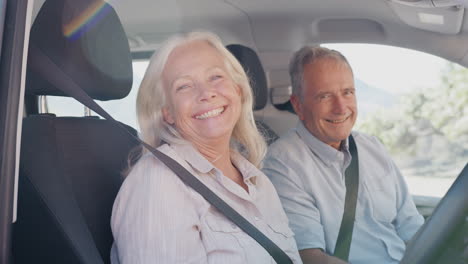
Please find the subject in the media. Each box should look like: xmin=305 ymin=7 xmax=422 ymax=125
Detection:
xmin=262 ymin=46 xmax=424 ymax=264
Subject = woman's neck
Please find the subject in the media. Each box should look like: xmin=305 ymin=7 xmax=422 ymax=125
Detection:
xmin=193 ymin=139 xmax=230 ymax=164
xmin=193 ymin=141 xmax=248 ymax=192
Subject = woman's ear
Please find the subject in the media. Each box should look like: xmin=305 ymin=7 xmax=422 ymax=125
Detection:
xmin=235 ymin=84 xmax=242 ymax=96
xmin=162 ymin=107 xmax=175 ymax=124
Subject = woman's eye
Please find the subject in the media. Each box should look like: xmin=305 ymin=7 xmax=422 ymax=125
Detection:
xmin=176 ymin=84 xmax=191 ymax=91
xmin=210 ymin=74 xmax=223 ymax=81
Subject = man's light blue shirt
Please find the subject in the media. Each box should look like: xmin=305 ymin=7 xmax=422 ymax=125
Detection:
xmin=262 ymin=122 xmax=424 ymax=264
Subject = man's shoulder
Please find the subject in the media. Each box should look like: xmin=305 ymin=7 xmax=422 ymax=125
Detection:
xmin=351 ymin=130 xmax=374 ymax=141
xmin=352 ymin=131 xmax=396 ymax=174
xmin=267 ymin=128 xmax=307 ymax=157
xmin=352 ymin=131 xmax=387 ymax=151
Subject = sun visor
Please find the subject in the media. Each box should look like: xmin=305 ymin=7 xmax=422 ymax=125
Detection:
xmin=388 ymin=0 xmax=464 ymax=34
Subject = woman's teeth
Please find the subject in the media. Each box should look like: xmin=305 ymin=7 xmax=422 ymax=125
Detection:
xmin=195 ymin=107 xmax=225 ymax=120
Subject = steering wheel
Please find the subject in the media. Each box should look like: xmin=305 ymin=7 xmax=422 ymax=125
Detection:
xmin=400 ymin=162 xmax=468 ymax=264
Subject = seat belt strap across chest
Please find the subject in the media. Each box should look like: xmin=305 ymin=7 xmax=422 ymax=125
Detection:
xmin=333 ymin=135 xmax=359 ymax=262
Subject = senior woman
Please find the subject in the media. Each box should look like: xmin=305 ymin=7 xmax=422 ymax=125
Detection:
xmin=110 ymin=31 xmax=301 ymax=264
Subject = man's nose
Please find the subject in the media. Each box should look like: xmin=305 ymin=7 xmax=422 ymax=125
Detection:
xmin=332 ymin=96 xmax=347 ymax=114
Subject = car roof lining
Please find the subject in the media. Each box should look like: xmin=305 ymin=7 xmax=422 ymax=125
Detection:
xmin=31 ymin=0 xmax=468 ymax=67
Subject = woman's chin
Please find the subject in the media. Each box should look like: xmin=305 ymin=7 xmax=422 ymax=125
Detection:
xmin=193 ymin=127 xmax=233 ymax=143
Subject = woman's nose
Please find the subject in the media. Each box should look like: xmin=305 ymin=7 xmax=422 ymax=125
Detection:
xmin=197 ymin=83 xmax=217 ymax=101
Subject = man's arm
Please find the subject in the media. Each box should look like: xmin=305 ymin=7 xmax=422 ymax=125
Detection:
xmin=392 ymin=158 xmax=425 ymax=241
xmin=300 ymin=248 xmax=348 ymax=264
xmin=370 ymin=136 xmax=424 ymax=242
xmin=262 ymin=151 xmax=327 ymax=251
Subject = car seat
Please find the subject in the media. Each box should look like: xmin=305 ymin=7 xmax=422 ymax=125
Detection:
xmin=12 ymin=1 xmax=138 ymax=263
xmin=226 ymin=44 xmax=279 ymax=144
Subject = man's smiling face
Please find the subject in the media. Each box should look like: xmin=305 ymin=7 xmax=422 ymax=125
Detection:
xmin=291 ymin=58 xmax=357 ymax=150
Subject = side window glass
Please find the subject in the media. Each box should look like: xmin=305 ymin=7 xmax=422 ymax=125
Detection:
xmin=323 ymin=43 xmax=467 ymax=198
xmin=46 ymin=60 xmax=149 ymax=130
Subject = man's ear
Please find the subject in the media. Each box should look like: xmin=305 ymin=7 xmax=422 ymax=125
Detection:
xmin=162 ymin=107 xmax=175 ymax=124
xmin=290 ymin=95 xmax=304 ymax=121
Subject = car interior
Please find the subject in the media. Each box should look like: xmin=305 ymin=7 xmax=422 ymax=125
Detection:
xmin=1 ymin=0 xmax=467 ymax=263
xmin=13 ymin=1 xmax=139 ymax=263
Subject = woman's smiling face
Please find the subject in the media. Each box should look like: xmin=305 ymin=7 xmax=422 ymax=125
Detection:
xmin=161 ymin=40 xmax=242 ymax=145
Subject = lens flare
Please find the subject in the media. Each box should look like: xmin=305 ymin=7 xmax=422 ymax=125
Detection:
xmin=63 ymin=1 xmax=112 ymax=40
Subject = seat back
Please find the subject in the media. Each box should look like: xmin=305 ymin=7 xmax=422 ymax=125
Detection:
xmin=227 ymin=44 xmax=279 ymax=144
xmin=13 ymin=1 xmax=137 ymax=263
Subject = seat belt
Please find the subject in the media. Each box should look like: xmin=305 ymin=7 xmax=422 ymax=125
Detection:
xmin=28 ymin=44 xmax=293 ymax=264
xmin=333 ymin=135 xmax=359 ymax=262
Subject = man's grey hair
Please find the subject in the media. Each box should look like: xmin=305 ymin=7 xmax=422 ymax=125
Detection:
xmin=289 ymin=46 xmax=352 ymax=98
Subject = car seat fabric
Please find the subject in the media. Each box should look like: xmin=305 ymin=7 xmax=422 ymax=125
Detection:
xmin=26 ymin=0 xmax=132 ymax=100
xmin=226 ymin=44 xmax=268 ymax=111
xmin=275 ymin=100 xmax=296 ymax=114
xmin=14 ymin=117 xmax=138 ymax=264
xmin=226 ymin=45 xmax=296 ymax=116
xmin=226 ymin=44 xmax=279 ymax=144
xmin=13 ymin=0 xmax=137 ymax=263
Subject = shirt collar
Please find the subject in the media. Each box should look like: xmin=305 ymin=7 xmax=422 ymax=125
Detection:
xmin=230 ymin=151 xmax=259 ymax=185
xmin=170 ymin=143 xmax=258 ymax=185
xmin=295 ymin=121 xmax=349 ymax=166
xmin=170 ymin=142 xmax=214 ymax=174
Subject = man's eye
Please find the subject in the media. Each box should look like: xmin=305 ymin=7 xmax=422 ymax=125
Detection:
xmin=344 ymin=90 xmax=355 ymax=96
xmin=319 ymin=94 xmax=331 ymax=100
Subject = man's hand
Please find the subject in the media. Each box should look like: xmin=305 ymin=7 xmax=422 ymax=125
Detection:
xmin=300 ymin=248 xmax=349 ymax=264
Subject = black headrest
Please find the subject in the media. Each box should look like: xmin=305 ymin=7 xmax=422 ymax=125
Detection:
xmin=27 ymin=0 xmax=132 ymax=101
xmin=227 ymin=44 xmax=267 ymax=110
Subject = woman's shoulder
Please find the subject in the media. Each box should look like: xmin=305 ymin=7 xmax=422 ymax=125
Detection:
xmin=116 ymin=144 xmax=189 ymax=202
xmin=111 ymin=144 xmax=207 ymax=250
xmin=127 ymin=144 xmax=177 ymax=176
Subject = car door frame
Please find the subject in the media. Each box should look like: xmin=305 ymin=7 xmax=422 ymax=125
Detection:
xmin=0 ymin=0 xmax=32 ymax=263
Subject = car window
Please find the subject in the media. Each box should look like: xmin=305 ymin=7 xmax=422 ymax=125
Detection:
xmin=46 ymin=59 xmax=149 ymax=129
xmin=323 ymin=43 xmax=467 ymax=198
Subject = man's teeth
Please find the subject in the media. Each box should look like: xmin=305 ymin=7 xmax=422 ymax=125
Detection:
xmin=327 ymin=116 xmax=349 ymax=123
xmin=195 ymin=107 xmax=225 ymax=120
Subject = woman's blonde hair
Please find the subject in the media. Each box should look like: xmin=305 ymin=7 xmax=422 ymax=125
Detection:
xmin=136 ymin=31 xmax=267 ymax=167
